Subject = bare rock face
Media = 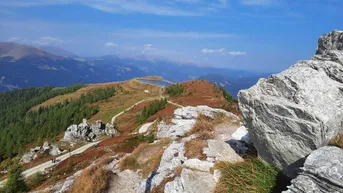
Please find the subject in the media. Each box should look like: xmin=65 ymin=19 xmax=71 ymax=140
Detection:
xmin=238 ymin=30 xmax=343 ymax=178
xmin=63 ymin=119 xmax=107 ymax=142
xmin=157 ymin=106 xmax=239 ymax=139
xmin=284 ymin=146 xmax=343 ymax=193
xmin=164 ymin=169 xmax=216 ymax=193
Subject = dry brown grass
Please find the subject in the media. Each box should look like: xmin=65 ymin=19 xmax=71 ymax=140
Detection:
xmin=190 ymin=114 xmax=215 ymax=140
xmin=68 ymin=164 xmax=111 ymax=193
xmin=150 ymin=177 xmax=175 ymax=193
xmin=184 ymin=140 xmax=208 ymax=160
xmin=118 ymin=138 xmax=171 ymax=178
xmin=330 ymin=132 xmax=343 ymax=149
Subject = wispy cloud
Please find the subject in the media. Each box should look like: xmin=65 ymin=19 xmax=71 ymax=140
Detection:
xmin=113 ymin=29 xmax=235 ymax=38
xmin=201 ymin=48 xmax=225 ymax=53
xmin=144 ymin=44 xmax=152 ymax=47
xmin=201 ymin=48 xmax=247 ymax=56
xmin=104 ymin=42 xmax=117 ymax=47
xmin=32 ymin=37 xmax=62 ymax=45
xmin=7 ymin=37 xmax=20 ymax=42
xmin=0 ymin=0 xmax=202 ymax=16
xmin=241 ymin=0 xmax=274 ymax=6
xmin=227 ymin=51 xmax=247 ymax=56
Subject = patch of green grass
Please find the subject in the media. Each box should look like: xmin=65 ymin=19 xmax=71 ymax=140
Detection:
xmin=101 ymin=106 xmax=128 ymax=123
xmin=215 ymin=159 xmax=279 ymax=193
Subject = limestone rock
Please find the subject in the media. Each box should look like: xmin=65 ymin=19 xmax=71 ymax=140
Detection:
xmin=43 ymin=141 xmax=50 ymax=151
xmin=138 ymin=122 xmax=154 ymax=134
xmin=284 ymin=146 xmax=343 ymax=193
xmin=108 ymin=170 xmax=140 ymax=193
xmin=157 ymin=106 xmax=239 ymax=139
xmin=49 ymin=144 xmax=62 ymax=156
xmin=105 ymin=123 xmax=117 ymax=136
xmin=203 ymin=140 xmax=243 ymax=163
xmin=21 ymin=152 xmax=36 ymax=163
xmin=164 ymin=169 xmax=216 ymax=193
xmin=136 ymin=141 xmax=186 ymax=193
xmin=231 ymin=126 xmax=249 ymax=143
xmin=182 ymin=158 xmax=214 ymax=172
xmin=53 ymin=170 xmax=83 ymax=193
xmin=63 ymin=119 xmax=104 ymax=142
xmin=238 ymin=30 xmax=343 ymax=177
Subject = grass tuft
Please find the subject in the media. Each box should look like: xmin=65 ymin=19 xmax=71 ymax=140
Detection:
xmin=68 ymin=164 xmax=111 ymax=193
xmin=189 ymin=114 xmax=215 ymax=140
xmin=184 ymin=140 xmax=208 ymax=160
xmin=329 ymin=132 xmax=343 ymax=149
xmin=214 ymin=159 xmax=279 ymax=193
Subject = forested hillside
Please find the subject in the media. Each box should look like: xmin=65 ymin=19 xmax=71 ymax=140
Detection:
xmin=0 ymin=86 xmax=116 ymax=160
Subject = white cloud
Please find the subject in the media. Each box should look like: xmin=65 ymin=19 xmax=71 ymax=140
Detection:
xmin=241 ymin=0 xmax=273 ymax=6
xmin=105 ymin=42 xmax=117 ymax=47
xmin=32 ymin=37 xmax=62 ymax=45
xmin=201 ymin=48 xmax=247 ymax=56
xmin=0 ymin=0 xmax=201 ymax=16
xmin=113 ymin=29 xmax=235 ymax=39
xmin=228 ymin=51 xmax=247 ymax=56
xmin=144 ymin=44 xmax=152 ymax=47
xmin=201 ymin=48 xmax=225 ymax=54
xmin=7 ymin=37 xmax=20 ymax=42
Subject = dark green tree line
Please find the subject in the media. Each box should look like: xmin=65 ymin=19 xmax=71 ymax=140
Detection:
xmin=137 ymin=98 xmax=167 ymax=124
xmin=0 ymin=86 xmax=115 ymax=160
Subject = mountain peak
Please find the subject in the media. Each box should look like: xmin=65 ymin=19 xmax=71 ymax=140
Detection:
xmin=0 ymin=42 xmax=63 ymax=60
xmin=316 ymin=30 xmax=343 ymax=55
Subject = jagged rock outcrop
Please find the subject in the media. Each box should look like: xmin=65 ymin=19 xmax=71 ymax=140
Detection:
xmin=238 ymin=30 xmax=343 ymax=178
xmin=284 ymin=146 xmax=343 ymax=193
xmin=157 ymin=105 xmax=239 ymax=139
xmin=63 ymin=119 xmax=110 ymax=142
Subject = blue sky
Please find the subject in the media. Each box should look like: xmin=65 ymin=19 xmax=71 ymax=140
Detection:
xmin=0 ymin=0 xmax=342 ymax=72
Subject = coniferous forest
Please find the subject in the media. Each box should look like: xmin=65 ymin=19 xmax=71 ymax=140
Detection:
xmin=0 ymin=85 xmax=116 ymax=160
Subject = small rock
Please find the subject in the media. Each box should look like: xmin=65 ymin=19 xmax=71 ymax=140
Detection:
xmin=165 ymin=168 xmax=216 ymax=193
xmin=203 ymin=140 xmax=243 ymax=163
xmin=231 ymin=126 xmax=249 ymax=143
xmin=182 ymin=159 xmax=214 ymax=172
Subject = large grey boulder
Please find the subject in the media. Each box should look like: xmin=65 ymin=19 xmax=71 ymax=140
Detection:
xmin=238 ymin=30 xmax=343 ymax=178
xmin=21 ymin=152 xmax=36 ymax=164
xmin=63 ymin=119 xmax=101 ymax=142
xmin=284 ymin=146 xmax=343 ymax=193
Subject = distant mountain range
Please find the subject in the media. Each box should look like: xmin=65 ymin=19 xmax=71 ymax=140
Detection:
xmin=0 ymin=42 xmax=270 ymax=95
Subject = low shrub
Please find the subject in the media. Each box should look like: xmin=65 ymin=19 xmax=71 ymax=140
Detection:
xmin=166 ymin=84 xmax=185 ymax=97
xmin=214 ymin=159 xmax=279 ymax=193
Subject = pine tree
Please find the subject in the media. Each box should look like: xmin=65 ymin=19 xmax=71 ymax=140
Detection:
xmin=4 ymin=164 xmax=28 ymax=193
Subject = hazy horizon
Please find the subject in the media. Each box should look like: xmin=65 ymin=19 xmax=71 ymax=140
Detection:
xmin=0 ymin=0 xmax=342 ymax=72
